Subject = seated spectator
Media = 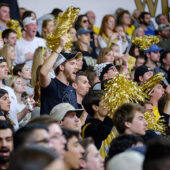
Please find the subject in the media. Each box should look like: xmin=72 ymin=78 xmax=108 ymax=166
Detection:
xmin=97 ymin=47 xmax=115 ymax=64
xmin=113 ymin=103 xmax=147 ymax=136
xmin=94 ymin=62 xmax=118 ymax=82
xmin=41 ymin=19 xmax=55 ymax=39
xmin=0 ymin=44 xmax=16 ymax=74
xmin=155 ymin=14 xmax=170 ymax=26
xmin=13 ymin=63 xmax=34 ymax=96
xmin=116 ymin=10 xmax=135 ymax=39
xmin=132 ymin=26 xmax=145 ymax=38
xmin=2 ymin=29 xmax=17 ymax=47
xmin=82 ymin=90 xmax=115 ymax=158
xmin=0 ymin=3 xmax=10 ymax=32
xmin=29 ymin=115 xmax=66 ymax=157
xmin=50 ymin=103 xmax=83 ymax=132
xmin=0 ymin=120 xmax=13 ymax=170
xmin=139 ymin=12 xmax=155 ymax=35
xmin=134 ymin=65 xmax=153 ymax=85
xmin=63 ymin=128 xmax=84 ymax=170
xmin=75 ymin=15 xmax=89 ymax=31
xmin=79 ymin=137 xmax=104 ymax=170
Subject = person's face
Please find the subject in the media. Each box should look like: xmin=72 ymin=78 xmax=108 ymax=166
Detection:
xmin=31 ymin=129 xmax=51 ymax=148
xmin=104 ymin=50 xmax=114 ymax=63
xmin=122 ymin=13 xmax=131 ymax=25
xmin=24 ymin=22 xmax=38 ymax=37
xmin=0 ymin=94 xmax=10 ymax=113
xmin=140 ymin=71 xmax=153 ymax=83
xmin=0 ymin=6 xmax=10 ymax=22
xmin=144 ymin=103 xmax=153 ymax=113
xmin=150 ymin=52 xmax=161 ymax=63
xmin=149 ymin=84 xmax=165 ymax=100
xmin=76 ymin=57 xmax=83 ymax=70
xmin=80 ymin=16 xmax=89 ymax=29
xmin=13 ymin=77 xmax=25 ymax=93
xmin=61 ymin=112 xmax=80 ymax=131
xmin=48 ymin=123 xmax=66 ymax=157
xmin=112 ymin=45 xmax=120 ymax=54
xmin=85 ymin=144 xmax=104 ymax=170
xmin=70 ymin=28 xmax=77 ymax=42
xmin=44 ymin=21 xmax=55 ymax=34
xmin=159 ymin=30 xmax=170 ymax=39
xmin=75 ymin=75 xmax=91 ymax=97
xmin=135 ymin=58 xmax=145 ymax=68
xmin=87 ymin=12 xmax=96 ymax=25
xmin=78 ymin=33 xmax=90 ymax=45
xmin=105 ymin=66 xmax=118 ymax=80
xmin=159 ymin=15 xmax=169 ymax=25
xmin=97 ymin=100 xmax=108 ymax=118
xmin=63 ymin=59 xmax=78 ymax=83
xmin=134 ymin=48 xmax=140 ymax=57
xmin=64 ymin=136 xmax=84 ymax=169
xmin=127 ymin=111 xmax=147 ymax=136
xmin=0 ymin=62 xmax=8 ymax=80
xmin=163 ymin=52 xmax=170 ymax=66
xmin=143 ymin=14 xmax=151 ymax=25
xmin=115 ymin=26 xmax=124 ymax=34
xmin=20 ymin=64 xmax=32 ymax=80
xmin=5 ymin=32 xmax=17 ymax=47
xmin=136 ymin=28 xmax=145 ymax=37
xmin=106 ymin=17 xmax=115 ymax=30
xmin=9 ymin=46 xmax=16 ymax=61
xmin=0 ymin=128 xmax=13 ymax=164
xmin=122 ymin=68 xmax=131 ymax=80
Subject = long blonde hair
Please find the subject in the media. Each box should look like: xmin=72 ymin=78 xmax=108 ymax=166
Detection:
xmin=31 ymin=47 xmax=49 ymax=87
xmin=0 ymin=44 xmax=14 ymax=71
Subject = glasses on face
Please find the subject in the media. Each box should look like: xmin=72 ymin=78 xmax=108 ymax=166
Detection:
xmin=82 ymin=20 xmax=88 ymax=23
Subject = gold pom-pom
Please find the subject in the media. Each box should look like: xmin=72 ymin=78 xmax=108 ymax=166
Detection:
xmin=46 ymin=7 xmax=80 ymax=52
xmin=102 ymin=74 xmax=147 ymax=118
xmin=6 ymin=20 xmax=22 ymax=39
xmin=144 ymin=111 xmax=166 ymax=135
xmin=140 ymin=72 xmax=164 ymax=94
xmin=132 ymin=35 xmax=160 ymax=50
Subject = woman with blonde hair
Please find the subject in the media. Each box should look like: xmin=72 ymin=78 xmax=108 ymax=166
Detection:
xmin=31 ymin=46 xmax=51 ymax=87
xmin=0 ymin=44 xmax=16 ymax=73
xmin=41 ymin=19 xmax=55 ymax=39
xmin=97 ymin=47 xmax=114 ymax=64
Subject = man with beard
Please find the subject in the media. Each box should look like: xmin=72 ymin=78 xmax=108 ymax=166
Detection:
xmin=139 ymin=12 xmax=155 ymax=35
xmin=0 ymin=120 xmax=13 ymax=170
xmin=40 ymin=34 xmax=81 ymax=114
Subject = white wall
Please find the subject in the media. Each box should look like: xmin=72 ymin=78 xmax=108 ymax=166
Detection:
xmin=18 ymin=0 xmax=163 ymax=27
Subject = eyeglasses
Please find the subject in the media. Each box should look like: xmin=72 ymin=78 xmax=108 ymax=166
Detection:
xmin=82 ymin=20 xmax=88 ymax=23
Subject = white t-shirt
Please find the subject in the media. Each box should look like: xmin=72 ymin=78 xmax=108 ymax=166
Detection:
xmin=15 ymin=37 xmax=46 ymax=69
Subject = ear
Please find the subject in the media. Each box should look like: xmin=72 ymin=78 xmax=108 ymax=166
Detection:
xmin=162 ymin=58 xmax=166 ymax=64
xmin=59 ymin=64 xmax=64 ymax=72
xmin=145 ymin=53 xmax=150 ymax=59
xmin=124 ymin=121 xmax=132 ymax=129
xmin=138 ymin=75 xmax=143 ymax=82
xmin=18 ymin=71 xmax=22 ymax=77
xmin=59 ymin=121 xmax=64 ymax=127
xmin=92 ymin=104 xmax=98 ymax=112
xmin=79 ymin=159 xmax=86 ymax=169
xmin=3 ymin=38 xmax=7 ymax=43
xmin=103 ymin=73 xmax=108 ymax=80
xmin=72 ymin=82 xmax=78 ymax=89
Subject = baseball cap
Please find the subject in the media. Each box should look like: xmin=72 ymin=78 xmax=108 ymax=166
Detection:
xmin=134 ymin=65 xmax=153 ymax=82
xmin=77 ymin=28 xmax=91 ymax=36
xmin=49 ymin=103 xmax=83 ymax=122
xmin=53 ymin=51 xmax=82 ymax=69
xmin=94 ymin=62 xmax=116 ymax=81
xmin=144 ymin=44 xmax=163 ymax=54
xmin=157 ymin=24 xmax=170 ymax=31
xmin=23 ymin=16 xmax=36 ymax=26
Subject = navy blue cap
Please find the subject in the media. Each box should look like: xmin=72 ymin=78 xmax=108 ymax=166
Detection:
xmin=77 ymin=28 xmax=91 ymax=35
xmin=144 ymin=45 xmax=163 ymax=54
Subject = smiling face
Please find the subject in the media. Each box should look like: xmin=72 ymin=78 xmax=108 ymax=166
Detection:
xmin=24 ymin=22 xmax=38 ymax=37
xmin=0 ymin=128 xmax=13 ymax=164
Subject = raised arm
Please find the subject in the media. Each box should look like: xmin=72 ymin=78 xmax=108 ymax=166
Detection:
xmin=39 ymin=34 xmax=68 ymax=88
